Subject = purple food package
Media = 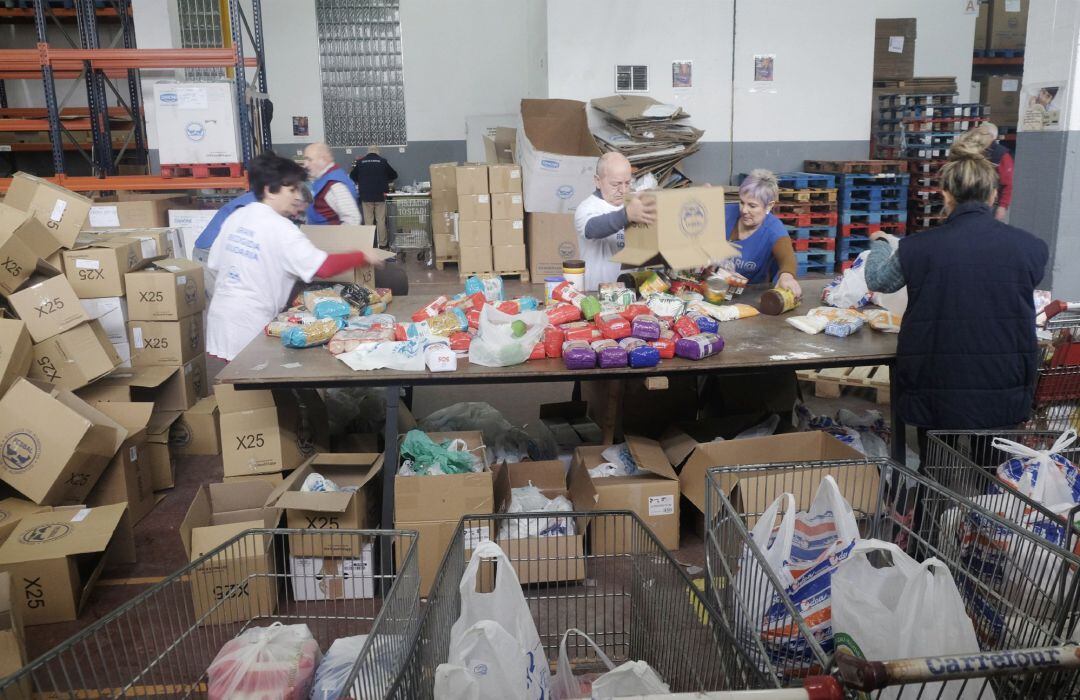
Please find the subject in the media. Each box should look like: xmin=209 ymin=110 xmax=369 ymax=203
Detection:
xmin=688 ymin=310 xmax=719 ymax=334
xmin=562 ymin=340 xmax=597 ymax=369
xmin=591 ymin=339 xmax=628 ymax=369
xmin=675 ymin=332 xmax=724 ymax=360
xmin=631 ymin=313 xmax=661 ymax=341
xmin=620 ymin=337 xmax=660 ymax=368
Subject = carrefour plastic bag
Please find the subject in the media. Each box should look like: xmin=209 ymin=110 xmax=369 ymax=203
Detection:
xmin=468 ymin=305 xmax=548 ymax=368
xmin=207 ymin=623 xmax=321 ymax=700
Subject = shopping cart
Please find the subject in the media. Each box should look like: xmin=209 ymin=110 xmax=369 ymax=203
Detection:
xmin=704 ymin=458 xmax=1080 ymax=698
xmin=387 ymin=511 xmax=772 ymax=699
xmin=1030 ymin=300 xmax=1080 ymax=432
xmin=386 ymin=194 xmax=432 ymax=265
xmin=0 ymin=529 xmax=420 ymax=700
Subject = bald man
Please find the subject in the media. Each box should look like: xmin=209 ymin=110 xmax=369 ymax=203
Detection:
xmin=302 ymin=142 xmax=362 ymax=226
xmin=573 ymin=152 xmax=656 ymax=290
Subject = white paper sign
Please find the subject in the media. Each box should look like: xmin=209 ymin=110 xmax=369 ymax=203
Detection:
xmin=177 ymin=86 xmax=208 ymax=110
xmin=888 ymin=36 xmax=905 ymax=53
xmin=510 ymin=170 xmax=520 ymax=179
xmin=75 ymin=259 xmax=101 ymax=270
xmin=132 ymin=327 xmax=144 ymax=349
xmin=71 ymin=508 xmax=91 ymax=523
xmin=477 ymin=195 xmax=489 ymax=203
xmin=89 ymin=205 xmax=120 ymax=228
xmin=1002 ymin=79 xmax=1019 ymax=92
xmin=1005 ymin=0 xmax=1020 ymax=11
xmin=512 ymin=195 xmax=522 ymax=204
xmin=139 ymin=238 xmax=158 ymax=259
xmin=648 ymin=494 xmax=675 ymax=517
xmin=512 ymin=220 xmax=523 ymax=229
xmin=50 ymin=199 xmax=67 ymax=223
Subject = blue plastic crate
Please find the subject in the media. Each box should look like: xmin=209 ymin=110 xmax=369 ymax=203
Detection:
xmin=841 ymin=210 xmax=909 ymax=225
xmin=775 ymin=172 xmax=836 ymax=190
xmin=784 ymin=226 xmax=837 ymax=239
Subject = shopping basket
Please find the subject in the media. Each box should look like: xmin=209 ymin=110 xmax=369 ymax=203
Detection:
xmin=1030 ymin=300 xmax=1080 ymax=432
xmin=0 ymin=529 xmax=420 ymax=700
xmin=704 ymin=458 xmax=1080 ymax=698
xmin=387 ymin=195 xmax=432 ymax=264
xmin=387 ymin=510 xmax=770 ymax=699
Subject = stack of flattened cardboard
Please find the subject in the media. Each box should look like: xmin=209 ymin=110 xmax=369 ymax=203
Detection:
xmin=590 ymin=95 xmax=704 ymax=188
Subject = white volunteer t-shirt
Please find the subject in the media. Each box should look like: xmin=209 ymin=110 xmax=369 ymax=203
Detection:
xmin=206 ymin=202 xmax=328 ymax=360
xmin=573 ymin=193 xmax=625 ymax=291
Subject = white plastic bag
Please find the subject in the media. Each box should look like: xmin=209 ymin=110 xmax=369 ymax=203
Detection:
xmin=993 ymin=430 xmax=1079 ymax=508
xmin=443 ymin=541 xmax=551 ymax=698
xmin=468 ymin=305 xmax=548 ymax=367
xmin=833 ymin=540 xmax=989 ymax=700
xmin=822 ymin=251 xmax=874 ymax=309
xmin=207 ymin=623 xmax=322 ymax=700
xmin=436 ymin=620 xmax=534 ymax=700
xmin=309 ymin=634 xmax=366 ymax=700
xmin=551 ymin=629 xmax=668 ymax=700
xmin=337 ymin=340 xmax=426 ymax=371
xmin=500 ymin=485 xmax=575 ymax=539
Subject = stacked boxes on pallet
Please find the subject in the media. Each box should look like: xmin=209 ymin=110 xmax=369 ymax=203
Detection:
xmin=489 ymin=164 xmax=526 ymax=278
xmin=429 ymin=163 xmax=459 ymax=266
xmin=772 ymin=172 xmax=838 ymax=275
xmin=456 ymin=164 xmax=493 ymax=276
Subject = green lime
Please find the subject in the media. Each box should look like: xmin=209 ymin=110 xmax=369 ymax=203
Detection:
xmin=511 ymin=320 xmax=528 ymax=338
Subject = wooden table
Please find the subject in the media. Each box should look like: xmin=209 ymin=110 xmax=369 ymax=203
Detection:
xmin=218 ymin=278 xmax=902 ymax=531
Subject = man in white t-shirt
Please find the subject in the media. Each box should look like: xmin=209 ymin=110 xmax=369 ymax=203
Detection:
xmin=206 ymin=154 xmax=377 ymax=361
xmin=573 ymin=152 xmax=656 ymax=291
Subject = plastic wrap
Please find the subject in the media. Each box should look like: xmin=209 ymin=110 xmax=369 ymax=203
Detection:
xmin=688 ymin=310 xmax=719 ymax=334
xmin=649 ymin=330 xmax=677 ymax=359
xmin=426 ymin=344 xmax=458 ymax=372
xmin=465 ymin=274 xmax=504 ymax=302
xmin=336 ymin=340 xmax=426 ymax=372
xmin=281 ymin=318 xmax=341 ymax=348
xmin=597 ymin=312 xmax=631 ymax=340
xmin=630 ymin=314 xmax=661 ymax=341
xmin=301 ymin=472 xmax=340 ymax=492
xmin=563 ymin=341 xmax=597 ymax=370
xmin=673 ymin=315 xmax=700 ymax=339
xmin=599 ymin=283 xmax=636 ymax=308
xmin=327 ymin=326 xmax=396 ymax=355
xmin=500 ymin=485 xmax=575 ymax=539
xmin=786 ymin=315 xmax=830 ymax=335
xmin=591 ymin=339 xmax=628 ymax=368
xmin=468 ymin=306 xmax=549 ymax=368
xmin=412 ymin=295 xmax=449 ymax=322
xmin=675 ymin=332 xmax=724 ymax=359
xmin=418 ymin=401 xmax=557 ymax=463
xmin=544 ymin=326 xmax=565 ymax=358
xmin=645 ymin=293 xmax=685 ymax=319
xmin=546 ymin=302 xmax=582 ymax=326
xmin=620 ymin=337 xmax=660 ymax=368
xmin=429 ymin=308 xmax=469 ymax=337
xmin=312 ymin=298 xmax=351 ymax=323
xmin=689 ymin=300 xmax=759 ymax=323
xmin=449 ymin=331 xmax=472 ymax=354
xmin=206 ymin=623 xmax=321 ymax=700
xmin=340 ymin=283 xmax=372 ymax=311
xmin=302 ymin=287 xmax=341 ymax=312
xmin=552 ymin=281 xmax=601 ymax=320
xmin=825 ymin=317 xmax=865 ymax=337
xmin=561 ymin=321 xmax=595 ymax=342
xmin=620 ymin=303 xmax=651 ymax=321
xmin=863 ymin=309 xmax=902 ymax=333
xmin=399 ymin=429 xmax=483 ymax=475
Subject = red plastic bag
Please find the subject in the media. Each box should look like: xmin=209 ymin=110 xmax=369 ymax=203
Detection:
xmin=207 ymin=623 xmax=321 ymax=700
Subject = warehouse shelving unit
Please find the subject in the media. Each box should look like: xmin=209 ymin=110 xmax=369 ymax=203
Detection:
xmin=0 ymin=0 xmax=270 ymax=194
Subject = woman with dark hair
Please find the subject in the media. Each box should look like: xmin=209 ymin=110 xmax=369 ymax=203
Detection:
xmin=206 ymin=153 xmax=378 ymax=362
xmin=865 ymin=140 xmax=1048 ymax=452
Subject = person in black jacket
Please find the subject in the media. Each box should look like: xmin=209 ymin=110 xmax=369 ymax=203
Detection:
xmin=865 ymin=139 xmax=1048 ymax=460
xmin=349 ymin=146 xmax=398 ymax=248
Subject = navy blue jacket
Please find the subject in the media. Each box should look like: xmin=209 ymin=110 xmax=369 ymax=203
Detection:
xmin=895 ymin=202 xmax=1048 ymax=429
xmin=349 ymin=153 xmax=398 ymax=202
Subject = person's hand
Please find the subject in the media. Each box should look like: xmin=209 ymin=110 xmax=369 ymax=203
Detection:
xmin=364 ymin=251 xmax=386 ymax=268
xmin=625 ymin=195 xmax=657 ymax=226
xmin=777 ymin=272 xmax=802 ymax=299
xmin=995 ymin=206 xmax=1008 ymax=222
xmin=869 ymin=230 xmax=890 ymax=243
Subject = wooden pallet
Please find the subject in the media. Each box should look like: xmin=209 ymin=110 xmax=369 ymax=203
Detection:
xmin=803 ymin=159 xmax=907 ymax=175
xmin=434 ymin=257 xmax=458 ymax=271
xmin=778 ymin=188 xmax=837 ymax=203
xmin=160 ymin=162 xmax=243 ymax=178
xmin=797 ymin=365 xmax=891 ymax=405
xmin=458 ymin=269 xmax=531 ymax=282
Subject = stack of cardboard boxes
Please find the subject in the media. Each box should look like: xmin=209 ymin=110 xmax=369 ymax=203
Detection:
xmin=455 ymin=164 xmax=494 ymax=276
xmin=430 ymin=163 xmax=459 ymax=265
xmin=456 ymin=163 xmax=528 ymax=278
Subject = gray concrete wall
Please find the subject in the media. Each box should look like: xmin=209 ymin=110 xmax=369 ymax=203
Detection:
xmin=1011 ymin=131 xmax=1072 ymax=294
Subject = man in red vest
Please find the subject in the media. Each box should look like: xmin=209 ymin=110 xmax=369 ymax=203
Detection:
xmin=302 ymin=142 xmax=362 ymax=227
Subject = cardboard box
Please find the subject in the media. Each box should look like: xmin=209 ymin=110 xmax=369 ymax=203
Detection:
xmin=86 ymin=402 xmax=155 ymax=523
xmin=491 ymin=193 xmax=525 ymax=221
xmin=526 ymin=212 xmax=580 ymax=281
xmin=0 ymin=202 xmax=61 ymax=261
xmin=539 ymin=401 xmax=603 ymax=451
xmin=0 ymin=320 xmax=33 ymax=396
xmin=396 ymin=518 xmax=489 ymax=597
xmin=146 ymin=410 xmax=181 ymax=490
xmin=974 ymin=0 xmax=989 ymax=51
xmin=457 ymin=194 xmax=491 ymax=222
xmin=0 ymin=498 xmax=50 ymax=546
xmin=153 ymin=82 xmax=241 ymax=165
xmin=493 ymin=245 xmax=526 ymax=272
xmin=458 ymin=220 xmax=492 ymax=248
xmin=454 ymin=164 xmax=489 ymax=195
xmin=569 ymin=435 xmax=681 ymax=552
xmin=429 ymin=162 xmax=459 ymax=192
xmin=484 ymin=127 xmax=518 ymax=165
xmin=430 ymin=190 xmax=458 ymax=216
xmin=0 ymin=571 xmax=27 ymax=687
xmin=62 ymin=237 xmax=145 ymax=298
xmin=216 ymin=385 xmax=329 ymax=477
xmin=98 ymin=227 xmax=179 ymax=262
xmin=85 ymin=198 xmax=186 ymax=231
xmin=80 ymin=297 xmax=128 ymax=344
xmin=989 ymin=0 xmax=1028 ymax=51
xmin=0 ymin=379 xmax=127 ymax=506
xmin=459 ymin=246 xmax=494 ymax=275
xmin=270 ymin=452 xmax=382 ymax=557
xmin=29 ymin=320 xmax=122 ymax=391
xmin=491 ymin=219 xmax=525 ymax=247
xmin=432 ymin=209 xmax=455 ymax=238
xmin=128 ymin=314 xmax=204 ymax=367
xmin=302 ymin=225 xmax=394 ymax=287
xmin=981 ymin=74 xmax=1022 ymax=128
xmin=124 ymin=259 xmax=205 ymax=322
xmin=8 ymin=273 xmax=88 ymax=343
xmin=179 ymin=481 xmax=279 ymax=625
xmin=434 ymin=234 xmax=459 ymax=258
xmin=0 ymin=220 xmax=40 ymax=297
xmin=76 ymin=363 xmax=203 ymax=411
xmin=0 ymin=503 xmax=133 ymax=625
xmin=517 ymin=99 xmax=603 ymax=214
xmin=170 ymin=395 xmax=221 ymax=455
xmin=290 ymin=550 xmax=374 ymax=601
xmin=488 ymin=164 xmax=523 ymax=193
xmin=394 ymin=431 xmax=492 ymax=523
xmin=873 ymin=18 xmax=916 ymax=81
xmin=614 ymin=188 xmax=737 ymax=271
xmin=6 ymin=173 xmax=92 ymax=249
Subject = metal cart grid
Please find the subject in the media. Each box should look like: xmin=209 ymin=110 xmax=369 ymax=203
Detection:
xmin=388 ymin=511 xmax=771 ymax=700
xmin=386 ymin=195 xmax=432 ymax=264
xmin=1030 ymin=303 xmax=1080 ymax=432
xmin=0 ymin=529 xmax=420 ymax=700
xmin=704 ymin=458 xmax=1080 ymax=698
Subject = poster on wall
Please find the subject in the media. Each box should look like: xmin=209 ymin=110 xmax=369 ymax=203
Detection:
xmin=672 ymin=61 xmax=692 ymax=88
xmin=753 ymin=54 xmax=775 ymax=82
xmin=1020 ymin=81 xmax=1066 ymax=131
xmin=292 ymin=116 xmax=309 ymax=137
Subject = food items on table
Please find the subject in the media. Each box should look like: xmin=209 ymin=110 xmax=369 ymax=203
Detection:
xmin=687 ymin=310 xmax=719 ymax=334
xmin=544 ymin=326 xmax=565 ymax=358
xmin=599 ymin=282 xmax=636 ymax=308
xmin=597 ymin=312 xmax=632 ymax=340
xmin=312 ymin=297 xmax=351 ymax=322
xmin=530 ymin=342 xmax=547 ymax=361
xmin=426 ymin=343 xmax=458 ymax=372
xmin=689 ymin=300 xmax=758 ymax=322
xmin=620 ymin=303 xmax=651 ymax=322
xmin=561 ymin=259 xmax=586 ymax=291
xmin=591 ymin=339 xmax=628 ymax=369
xmin=863 ymin=309 xmax=902 ymax=333
xmin=464 ymin=274 xmax=504 ymax=302
xmin=645 ymin=293 xmax=685 ymax=320
xmin=449 ymin=331 xmax=472 ymax=354
xmin=427 ymin=308 xmax=469 ymax=337
xmin=561 ymin=321 xmax=597 ymax=342
xmin=546 ymin=302 xmax=582 ymax=326
xmin=786 ymin=315 xmax=829 ymax=335
xmin=638 ymin=270 xmax=671 ymax=297
xmin=562 ymin=340 xmax=597 ymax=369
xmin=412 ymin=295 xmax=449 ymax=322
xmin=759 ymin=286 xmax=800 ymax=316
xmin=552 ymin=280 xmax=601 ymax=320
xmin=327 ymin=326 xmax=396 ymax=355
xmin=673 ymin=315 xmax=701 ymax=339
xmin=675 ymin=332 xmax=724 ymax=360
xmin=544 ymin=276 xmax=564 ymax=306
xmin=825 ymin=316 xmax=865 ymax=337
xmin=649 ymin=329 xmax=677 ymax=359
xmin=631 ymin=314 xmax=661 ymax=341
xmin=620 ymin=337 xmax=660 ymax=368
xmin=281 ymin=318 xmax=341 ymax=349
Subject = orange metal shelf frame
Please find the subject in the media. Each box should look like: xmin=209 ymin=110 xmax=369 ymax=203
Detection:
xmin=0 ymin=47 xmax=257 ymax=79
xmin=0 ymin=175 xmax=248 ymax=193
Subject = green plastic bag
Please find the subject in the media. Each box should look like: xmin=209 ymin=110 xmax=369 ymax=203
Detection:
xmin=400 ymin=429 xmax=477 ymax=475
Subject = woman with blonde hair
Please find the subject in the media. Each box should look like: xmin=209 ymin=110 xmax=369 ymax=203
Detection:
xmin=865 ymin=139 xmax=1047 ymax=450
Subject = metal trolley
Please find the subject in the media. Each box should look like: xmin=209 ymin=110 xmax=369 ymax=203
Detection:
xmin=0 ymin=529 xmax=420 ymax=700
xmin=705 ymin=458 xmax=1080 ymax=698
xmin=388 ymin=511 xmax=771 ymax=699
xmin=386 ymin=193 xmax=432 ymax=265
xmin=1030 ymin=300 xmax=1080 ymax=432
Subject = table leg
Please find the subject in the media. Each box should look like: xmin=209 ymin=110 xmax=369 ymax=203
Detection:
xmin=890 ymin=367 xmax=906 ymax=462
xmin=382 ymin=384 xmax=400 ymax=530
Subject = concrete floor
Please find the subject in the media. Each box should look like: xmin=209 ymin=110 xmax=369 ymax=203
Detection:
xmin=23 ymin=256 xmax=891 ymax=672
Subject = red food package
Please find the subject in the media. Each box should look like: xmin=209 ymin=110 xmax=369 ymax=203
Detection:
xmin=597 ymin=312 xmax=631 ymax=340
xmin=673 ymin=315 xmax=700 ymax=339
xmin=449 ymin=331 xmax=472 ymax=353
xmin=394 ymin=324 xmax=407 ymax=342
xmin=466 ymin=307 xmax=482 ymax=330
xmin=546 ymin=302 xmax=582 ymax=325
xmin=412 ymin=295 xmax=448 ymax=322
xmin=619 ymin=303 xmax=651 ymax=322
xmin=561 ymin=321 xmax=595 ymax=342
xmin=649 ymin=330 xmax=677 ymax=359
xmin=544 ymin=326 xmax=565 ymax=358
xmin=495 ymin=300 xmax=523 ymax=315
xmin=529 ymin=341 xmax=546 ymax=361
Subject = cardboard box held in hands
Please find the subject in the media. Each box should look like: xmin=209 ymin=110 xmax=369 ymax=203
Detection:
xmin=302 ymin=225 xmax=395 ymax=287
xmin=614 ymin=187 xmax=736 ymax=272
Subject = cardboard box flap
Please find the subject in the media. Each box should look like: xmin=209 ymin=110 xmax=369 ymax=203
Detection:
xmin=520 ymin=99 xmax=603 ymax=157
xmin=209 ymin=479 xmax=278 ymax=512
xmin=658 ymin=428 xmax=699 ymax=471
xmin=0 ymin=497 xmax=50 ymax=532
xmin=0 ymin=503 xmax=127 ymax=564
xmin=98 ymin=365 xmax=178 ymax=390
xmin=146 ymin=410 xmax=182 ymax=439
xmin=188 ymin=396 xmax=218 ymax=417
xmin=272 ymin=452 xmax=383 ymax=512
xmin=277 ymin=490 xmax=354 ymax=513
xmin=214 ymin=383 xmax=276 ymax=412
xmin=625 ymin=435 xmax=678 ymax=481
xmin=90 ymin=401 xmax=153 ymax=435
xmin=301 ymin=225 xmax=395 ymax=263
xmin=51 ymin=387 xmax=128 ymax=456
xmin=731 ymin=462 xmax=881 ymax=525
xmin=189 ymin=520 xmax=266 ymax=560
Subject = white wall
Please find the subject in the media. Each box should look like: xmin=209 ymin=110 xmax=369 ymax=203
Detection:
xmin=1023 ymin=0 xmax=1080 ymax=129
